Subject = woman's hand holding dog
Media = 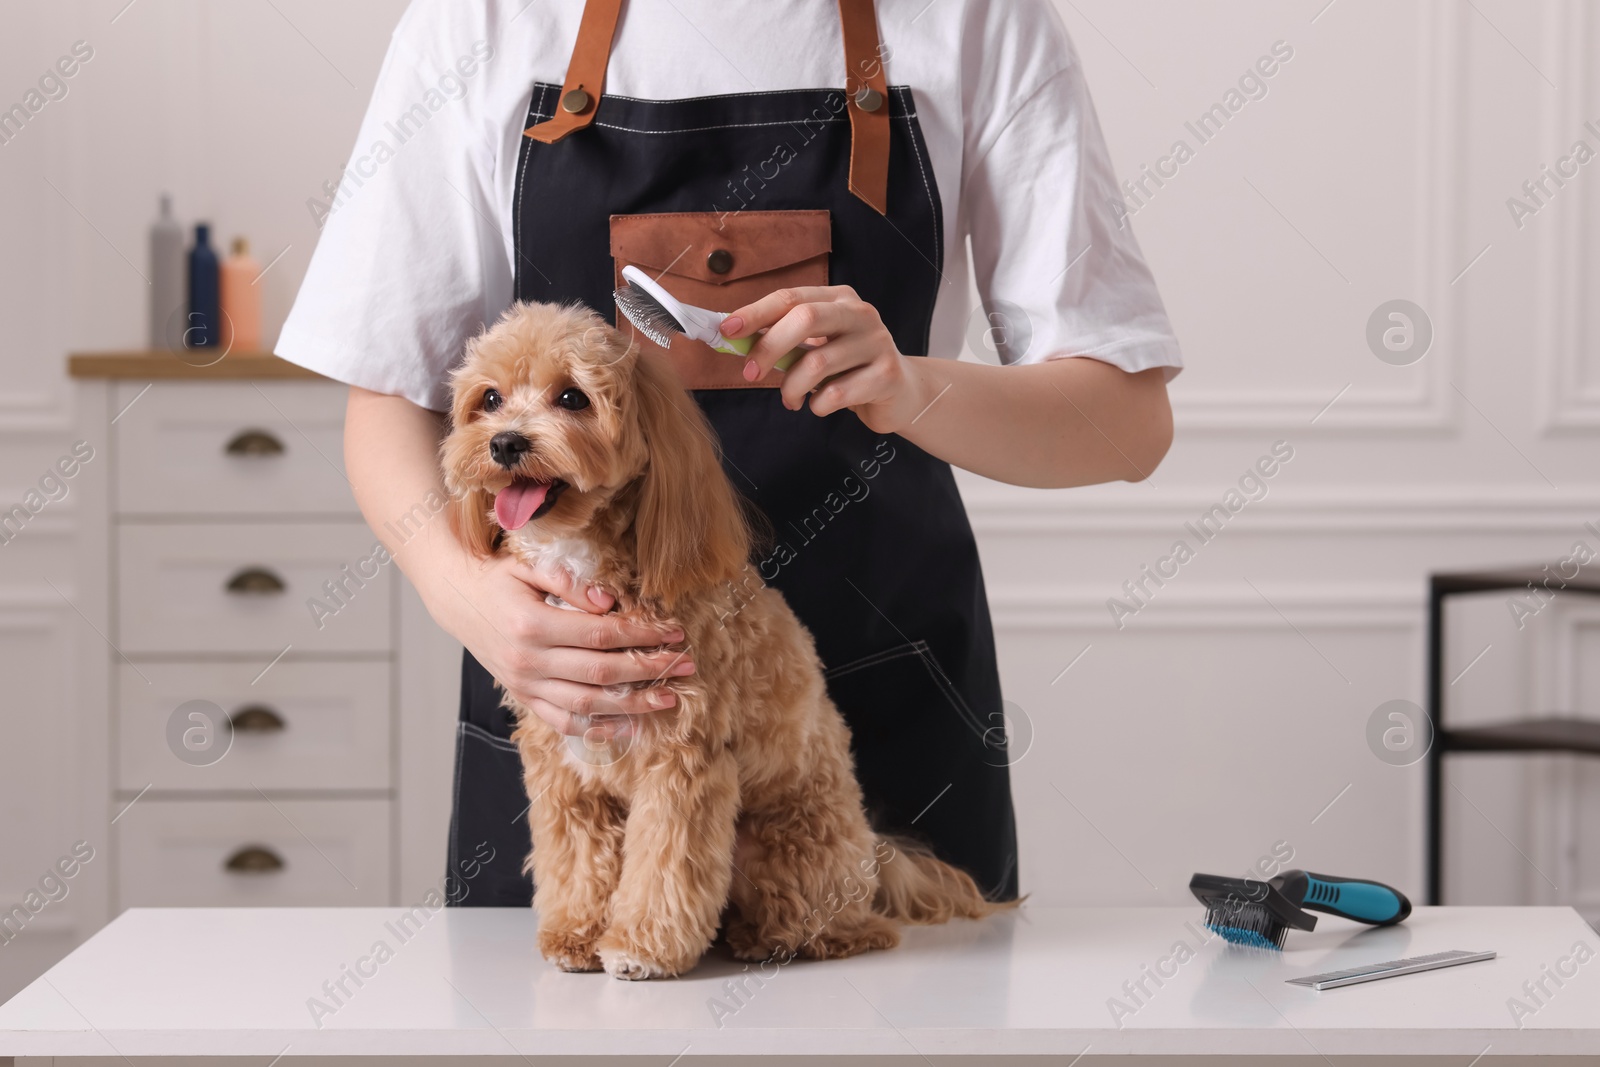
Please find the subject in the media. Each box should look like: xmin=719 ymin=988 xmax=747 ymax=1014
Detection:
xmin=342 ymin=386 xmax=692 ymax=741
xmin=446 ymin=552 xmax=693 ymax=738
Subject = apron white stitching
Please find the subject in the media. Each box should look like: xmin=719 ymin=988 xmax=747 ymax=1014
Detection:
xmin=896 ymin=86 xmax=941 ymax=279
xmin=461 ymin=719 xmax=521 ymax=753
xmin=514 ymin=84 xmax=552 ymax=292
xmin=591 ymin=118 xmax=860 ymax=134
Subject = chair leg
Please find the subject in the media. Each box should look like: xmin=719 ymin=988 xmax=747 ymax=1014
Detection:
xmin=1425 ymin=582 xmax=1444 ymax=906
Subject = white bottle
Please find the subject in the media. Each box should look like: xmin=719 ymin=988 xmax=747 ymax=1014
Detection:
xmin=149 ymin=193 xmax=185 ymax=350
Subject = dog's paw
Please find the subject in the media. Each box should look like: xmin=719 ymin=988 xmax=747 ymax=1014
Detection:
xmin=598 ymin=944 xmax=675 ymax=980
xmin=596 ymin=926 xmax=692 ymax=980
xmin=539 ymin=927 xmax=602 ymax=972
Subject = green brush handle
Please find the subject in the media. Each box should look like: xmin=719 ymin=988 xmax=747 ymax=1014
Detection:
xmin=710 ymin=334 xmax=754 ymax=357
xmin=711 ymin=334 xmax=805 ymax=372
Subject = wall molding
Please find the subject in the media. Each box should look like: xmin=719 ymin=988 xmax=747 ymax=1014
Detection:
xmin=1169 ymin=0 xmax=1466 ymax=433
xmin=989 ymin=582 xmax=1422 ymax=632
xmin=0 ymin=521 xmax=76 ymax=546
xmin=0 ymin=599 xmax=76 ymax=938
xmin=0 ymin=594 xmax=73 ymax=620
xmin=0 ymin=373 xmax=72 ymax=438
xmin=1536 ymin=0 xmax=1600 ymax=434
xmin=963 ymin=485 xmax=1600 ymax=535
xmin=0 ymin=400 xmax=72 ymax=437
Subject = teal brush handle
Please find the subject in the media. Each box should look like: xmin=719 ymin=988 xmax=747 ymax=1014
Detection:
xmin=1279 ymin=870 xmax=1411 ymax=926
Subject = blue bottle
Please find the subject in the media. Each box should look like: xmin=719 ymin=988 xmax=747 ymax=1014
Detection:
xmin=186 ymin=222 xmax=221 ymax=348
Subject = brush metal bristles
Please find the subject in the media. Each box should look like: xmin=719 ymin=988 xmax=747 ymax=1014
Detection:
xmin=1203 ymin=902 xmax=1289 ymax=950
xmin=613 ymin=282 xmax=686 ymax=348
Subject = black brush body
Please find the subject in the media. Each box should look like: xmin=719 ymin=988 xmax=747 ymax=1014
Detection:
xmin=1189 ymin=872 xmax=1315 ymax=950
xmin=1189 ymin=870 xmax=1411 ymax=950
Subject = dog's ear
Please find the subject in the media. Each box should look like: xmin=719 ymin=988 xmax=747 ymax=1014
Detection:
xmin=447 ymin=486 xmax=499 ymax=558
xmin=629 ymin=352 xmax=750 ymax=605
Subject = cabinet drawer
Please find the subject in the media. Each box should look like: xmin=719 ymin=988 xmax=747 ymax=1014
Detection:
xmin=116 ymin=798 xmax=390 ymax=906
xmin=114 ymin=381 xmax=355 ymax=515
xmin=117 ymin=662 xmax=391 ymax=791
xmin=117 ymin=522 xmax=391 ymax=654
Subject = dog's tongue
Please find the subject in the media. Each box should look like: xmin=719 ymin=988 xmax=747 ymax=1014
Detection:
xmin=494 ymin=480 xmax=550 ymax=530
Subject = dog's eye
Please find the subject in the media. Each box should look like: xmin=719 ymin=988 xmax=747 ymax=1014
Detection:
xmin=481 ymin=388 xmax=503 ymax=413
xmin=555 ymin=388 xmax=590 ymax=411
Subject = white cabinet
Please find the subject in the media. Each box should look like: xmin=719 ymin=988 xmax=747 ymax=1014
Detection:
xmin=115 ymin=661 xmax=392 ymax=792
xmin=115 ymin=799 xmax=392 ymax=907
xmin=113 ymin=381 xmax=353 ymax=514
xmin=70 ymin=354 xmax=462 ymax=923
xmin=116 ymin=521 xmax=391 ymax=655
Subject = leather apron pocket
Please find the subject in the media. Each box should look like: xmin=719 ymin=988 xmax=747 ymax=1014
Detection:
xmin=610 ymin=209 xmax=830 ymax=390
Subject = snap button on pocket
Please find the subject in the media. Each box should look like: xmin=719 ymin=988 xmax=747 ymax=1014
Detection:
xmin=706 ymin=248 xmax=734 ymax=275
xmin=561 ymin=88 xmax=591 ymax=114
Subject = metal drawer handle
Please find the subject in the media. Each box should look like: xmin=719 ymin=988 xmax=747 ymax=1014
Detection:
xmin=229 ymin=705 xmax=286 ymax=733
xmin=225 ymin=567 xmax=285 ymax=595
xmin=224 ymin=845 xmax=285 ymax=873
xmin=225 ymin=429 xmax=284 ymax=456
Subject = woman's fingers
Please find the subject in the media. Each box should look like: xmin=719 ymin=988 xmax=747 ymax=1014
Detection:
xmin=742 ymin=300 xmax=860 ymax=379
xmin=496 ymin=554 xmax=683 ymax=651
xmin=722 ymin=286 xmax=849 ymax=338
xmin=527 ymin=678 xmax=677 ymax=718
xmin=723 ymin=287 xmax=871 ymax=379
xmin=537 ymin=604 xmax=685 ymax=651
xmin=522 ymin=696 xmax=614 ymax=738
xmin=777 ymin=336 xmax=880 ymax=410
xmin=800 ymin=360 xmax=886 ymax=418
xmin=536 ymin=644 xmax=696 ymax=688
xmin=506 ymin=557 xmax=615 ymax=613
xmin=521 ymin=682 xmax=674 ymax=737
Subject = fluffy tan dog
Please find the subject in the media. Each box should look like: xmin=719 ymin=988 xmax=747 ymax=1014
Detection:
xmin=442 ymin=302 xmax=1004 ymax=980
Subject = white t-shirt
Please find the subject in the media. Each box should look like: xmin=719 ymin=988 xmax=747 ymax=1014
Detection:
xmin=276 ymin=0 xmax=1182 ymax=412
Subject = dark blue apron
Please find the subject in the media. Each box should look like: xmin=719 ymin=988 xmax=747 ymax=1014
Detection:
xmin=448 ymin=0 xmax=1018 ymax=905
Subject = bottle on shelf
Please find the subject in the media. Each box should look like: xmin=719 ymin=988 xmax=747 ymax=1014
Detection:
xmin=186 ymin=222 xmax=220 ymax=349
xmin=219 ymin=237 xmax=262 ymax=352
xmin=148 ymin=194 xmax=184 ymax=350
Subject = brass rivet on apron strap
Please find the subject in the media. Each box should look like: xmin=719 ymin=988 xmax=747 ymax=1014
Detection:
xmin=561 ymin=88 xmax=592 ymax=114
xmin=854 ymin=86 xmax=883 ymax=113
xmin=706 ymin=248 xmax=734 ymax=274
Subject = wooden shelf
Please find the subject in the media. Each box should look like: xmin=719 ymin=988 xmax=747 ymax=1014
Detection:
xmin=1442 ymin=716 xmax=1600 ymax=756
xmin=68 ymin=349 xmax=325 ymax=381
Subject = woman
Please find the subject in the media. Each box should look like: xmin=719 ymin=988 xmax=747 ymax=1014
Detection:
xmin=277 ymin=0 xmax=1181 ymax=907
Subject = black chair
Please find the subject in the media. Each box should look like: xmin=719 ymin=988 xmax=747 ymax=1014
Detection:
xmin=1426 ymin=568 xmax=1600 ymax=904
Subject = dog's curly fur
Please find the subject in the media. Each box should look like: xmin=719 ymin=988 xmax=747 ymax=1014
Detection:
xmin=442 ymin=302 xmax=1008 ymax=980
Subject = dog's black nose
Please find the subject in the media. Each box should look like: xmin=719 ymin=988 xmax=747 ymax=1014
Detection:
xmin=489 ymin=431 xmax=531 ymax=468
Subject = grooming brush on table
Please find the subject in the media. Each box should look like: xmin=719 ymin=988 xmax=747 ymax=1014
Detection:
xmin=613 ymin=265 xmax=809 ymax=371
xmin=1189 ymin=869 xmax=1411 ymax=949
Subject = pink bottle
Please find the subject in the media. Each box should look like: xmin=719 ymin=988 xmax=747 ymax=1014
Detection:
xmin=219 ymin=237 xmax=262 ymax=351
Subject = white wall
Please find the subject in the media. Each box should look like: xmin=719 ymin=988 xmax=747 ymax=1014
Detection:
xmin=1 ymin=0 xmax=1596 ymax=999
xmin=982 ymin=0 xmax=1600 ymax=920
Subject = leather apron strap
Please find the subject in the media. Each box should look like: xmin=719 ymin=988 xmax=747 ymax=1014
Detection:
xmin=836 ymin=0 xmax=891 ymax=215
xmin=523 ymin=0 xmax=623 ymax=144
xmin=524 ymin=0 xmax=892 ymax=215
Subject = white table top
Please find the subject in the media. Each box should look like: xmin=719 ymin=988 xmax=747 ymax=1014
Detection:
xmin=1 ymin=905 xmax=1596 ymax=1059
